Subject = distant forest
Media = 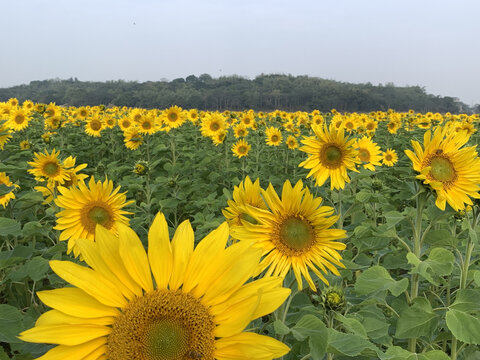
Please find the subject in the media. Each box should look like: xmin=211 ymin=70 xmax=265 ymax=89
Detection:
xmin=0 ymin=74 xmax=475 ymax=113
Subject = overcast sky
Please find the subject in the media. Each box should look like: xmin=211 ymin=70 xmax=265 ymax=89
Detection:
xmin=2 ymin=0 xmax=479 ymax=105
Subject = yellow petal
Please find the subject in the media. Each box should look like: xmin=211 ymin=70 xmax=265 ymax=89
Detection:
xmin=168 ymin=219 xmax=194 ymax=291
xmin=49 ymin=260 xmax=126 ymax=308
xmin=35 ymin=309 xmax=115 ymax=327
xmin=74 ymin=238 xmax=136 ymax=300
xmin=35 ymin=338 xmax=106 ymax=360
xmin=118 ymin=223 xmax=154 ymax=293
xmin=95 ymin=225 xmax=143 ymax=298
xmin=37 ymin=288 xmax=119 ymax=319
xmin=215 ymin=332 xmax=290 ymax=359
xmin=148 ymin=212 xmax=173 ymax=289
xmin=182 ymin=222 xmax=229 ymax=293
xmin=214 ymin=295 xmax=260 ymax=338
xmin=18 ymin=324 xmax=110 ymax=345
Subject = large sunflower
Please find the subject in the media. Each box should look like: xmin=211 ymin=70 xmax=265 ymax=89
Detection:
xmin=231 ymin=179 xmax=347 ymax=291
xmin=19 ymin=213 xmax=290 ymax=360
xmin=27 ymin=149 xmax=69 ymax=184
xmin=265 ymin=127 xmax=282 ymax=146
xmin=200 ymin=112 xmax=226 ymax=138
xmin=54 ymin=177 xmax=134 ymax=257
xmin=299 ymin=124 xmax=359 ymax=190
xmin=6 ymin=107 xmax=31 ymax=131
xmin=405 ymin=126 xmax=480 ymax=211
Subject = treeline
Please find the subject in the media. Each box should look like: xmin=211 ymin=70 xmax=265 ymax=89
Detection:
xmin=0 ymin=74 xmax=471 ymax=113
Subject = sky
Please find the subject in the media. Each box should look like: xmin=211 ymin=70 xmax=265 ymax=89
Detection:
xmin=2 ymin=0 xmax=479 ymax=105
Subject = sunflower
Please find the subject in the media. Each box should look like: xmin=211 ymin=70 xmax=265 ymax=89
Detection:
xmin=19 ymin=212 xmax=290 ymax=360
xmin=76 ymin=106 xmax=89 ymax=119
xmin=286 ymin=135 xmax=298 ymax=150
xmin=138 ymin=115 xmax=158 ymax=135
xmin=231 ymin=139 xmax=251 ymax=159
xmin=405 ymin=126 xmax=480 ymax=211
xmin=163 ymin=105 xmax=186 ymax=129
xmin=211 ymin=131 xmax=227 ymax=146
xmin=222 ymin=176 xmax=267 ymax=232
xmin=240 ymin=114 xmax=255 ymax=128
xmin=85 ymin=117 xmax=104 ymax=137
xmin=118 ymin=116 xmax=133 ymax=131
xmin=201 ymin=112 xmax=226 ymax=138
xmin=231 ymin=180 xmax=346 ymax=291
xmin=44 ymin=103 xmax=59 ymax=118
xmin=6 ymin=107 xmax=31 ymax=131
xmin=20 ymin=140 xmax=31 ymax=150
xmin=233 ymin=123 xmax=248 ymax=138
xmin=54 ymin=177 xmax=134 ymax=257
xmin=124 ymin=128 xmax=144 ymax=150
xmin=265 ymin=127 xmax=282 ymax=146
xmin=299 ymin=124 xmax=359 ymax=190
xmin=187 ymin=109 xmax=199 ymax=124
xmin=28 ymin=149 xmax=68 ymax=184
xmin=0 ymin=172 xmax=18 ymax=208
xmin=382 ymin=148 xmax=398 ymax=167
xmin=386 ymin=120 xmax=401 ymax=134
xmin=355 ymin=136 xmax=382 ymax=171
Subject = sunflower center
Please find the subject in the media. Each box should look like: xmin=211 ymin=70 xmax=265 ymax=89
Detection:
xmin=90 ymin=120 xmax=102 ymax=131
xmin=358 ymin=148 xmax=370 ymax=162
xmin=81 ymin=202 xmax=114 ymax=234
xmin=168 ymin=112 xmax=178 ymax=122
xmin=142 ymin=121 xmax=152 ymax=129
xmin=43 ymin=162 xmax=59 ymax=176
xmin=385 ymin=154 xmax=393 ymax=161
xmin=366 ymin=122 xmax=375 ymax=130
xmin=429 ymin=156 xmax=456 ymax=183
xmin=238 ymin=145 xmax=247 ymax=154
xmin=279 ymin=217 xmax=314 ymax=250
xmin=122 ymin=120 xmax=131 ymax=128
xmin=210 ymin=122 xmax=220 ymax=131
xmin=15 ymin=115 xmax=25 ymax=124
xmin=321 ymin=144 xmax=344 ymax=168
xmin=271 ymin=135 xmax=279 ymax=142
xmin=107 ymin=290 xmax=215 ymax=360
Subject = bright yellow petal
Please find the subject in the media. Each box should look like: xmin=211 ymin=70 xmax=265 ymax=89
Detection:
xmin=35 ymin=338 xmax=106 ymax=360
xmin=18 ymin=324 xmax=109 ymax=345
xmin=168 ymin=219 xmax=194 ymax=291
xmin=35 ymin=310 xmax=114 ymax=326
xmin=147 ymin=212 xmax=172 ymax=289
xmin=215 ymin=332 xmax=290 ymax=359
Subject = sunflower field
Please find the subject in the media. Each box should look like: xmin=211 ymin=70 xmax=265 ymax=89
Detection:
xmin=1 ymin=98 xmax=480 ymax=360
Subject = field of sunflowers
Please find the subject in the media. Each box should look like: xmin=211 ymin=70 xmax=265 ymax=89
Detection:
xmin=1 ymin=98 xmax=480 ymax=360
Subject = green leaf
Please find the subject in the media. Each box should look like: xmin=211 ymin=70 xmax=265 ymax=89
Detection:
xmin=7 ymin=256 xmax=50 ymax=282
xmin=395 ymin=298 xmax=439 ymax=339
xmin=22 ymin=221 xmax=51 ymax=237
xmin=474 ymin=270 xmax=480 ymax=287
xmin=334 ymin=313 xmax=368 ymax=339
xmin=0 ymin=304 xmax=23 ymax=343
xmin=0 ymin=183 xmax=15 ymax=197
xmin=0 ymin=217 xmax=21 ymax=236
xmin=407 ymin=248 xmax=454 ymax=285
xmin=424 ymin=229 xmax=457 ymax=247
xmin=292 ymin=315 xmax=328 ymax=360
xmin=327 ymin=328 xmax=380 ymax=357
xmin=273 ymin=320 xmax=290 ymax=336
xmin=355 ymin=190 xmax=372 ymax=202
xmin=446 ymin=308 xmax=480 ymax=345
xmin=384 ymin=211 xmax=404 ymax=228
xmin=381 ymin=346 xmax=450 ymax=360
xmin=449 ymin=289 xmax=480 ymax=312
xmin=355 ymin=265 xmax=408 ymax=297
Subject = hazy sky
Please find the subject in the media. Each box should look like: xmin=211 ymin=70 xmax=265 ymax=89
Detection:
xmin=2 ymin=0 xmax=479 ymax=105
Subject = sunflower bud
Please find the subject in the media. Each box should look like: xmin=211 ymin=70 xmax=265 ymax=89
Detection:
xmin=322 ymin=286 xmax=346 ymax=312
xmin=134 ymin=161 xmax=149 ymax=176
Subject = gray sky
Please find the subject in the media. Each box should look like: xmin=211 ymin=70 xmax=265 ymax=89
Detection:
xmin=2 ymin=0 xmax=479 ymax=105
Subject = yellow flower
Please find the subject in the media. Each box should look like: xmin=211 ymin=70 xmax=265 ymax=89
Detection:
xmin=405 ymin=126 xmax=480 ymax=211
xmin=230 ymin=180 xmax=346 ymax=291
xmin=299 ymin=124 xmax=359 ymax=190
xmin=286 ymin=135 xmax=298 ymax=150
xmin=265 ymin=127 xmax=282 ymax=146
xmin=382 ymin=148 xmax=398 ymax=167
xmin=0 ymin=122 xmax=12 ymax=149
xmin=0 ymin=172 xmax=18 ymax=208
xmin=200 ymin=113 xmax=226 ymax=138
xmin=138 ymin=116 xmax=158 ymax=135
xmin=162 ymin=105 xmax=186 ymax=129
xmin=20 ymin=140 xmax=31 ymax=150
xmin=233 ymin=123 xmax=248 ymax=138
xmin=85 ymin=117 xmax=104 ymax=137
xmin=222 ymin=176 xmax=267 ymax=232
xmin=123 ymin=128 xmax=144 ymax=150
xmin=54 ymin=177 xmax=134 ymax=257
xmin=6 ymin=108 xmax=31 ymax=131
xmin=231 ymin=139 xmax=251 ymax=159
xmin=355 ymin=136 xmax=382 ymax=171
xmin=19 ymin=213 xmax=290 ymax=360
xmin=27 ymin=149 xmax=68 ymax=184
